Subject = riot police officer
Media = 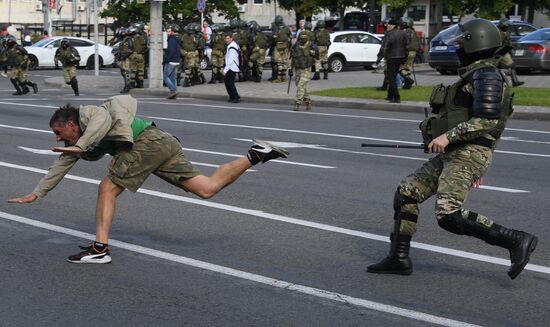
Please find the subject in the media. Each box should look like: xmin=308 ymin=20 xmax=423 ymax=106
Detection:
xmin=128 ymin=24 xmax=147 ymax=88
xmin=54 ymin=38 xmax=81 ymax=96
xmin=117 ymin=28 xmax=132 ymax=93
xmin=271 ymin=16 xmax=291 ymax=83
xmin=312 ymin=20 xmax=331 ymax=80
xmin=367 ymin=18 xmax=537 ymax=280
xmin=180 ymin=23 xmax=205 ymax=87
xmin=497 ymin=18 xmax=524 ymax=87
xmin=398 ymin=16 xmax=417 ymax=89
xmin=248 ymin=21 xmax=268 ymax=83
xmin=290 ymin=33 xmax=316 ymax=111
xmin=209 ymin=24 xmax=226 ymax=84
xmin=5 ymin=36 xmax=38 ymax=95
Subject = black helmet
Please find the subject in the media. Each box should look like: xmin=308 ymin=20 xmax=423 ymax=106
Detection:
xmin=6 ymin=35 xmax=16 ymax=47
xmin=60 ymin=38 xmax=70 ymax=47
xmin=400 ymin=17 xmax=414 ymax=28
xmin=316 ymin=20 xmax=325 ymax=28
xmin=274 ymin=15 xmax=284 ymax=26
xmin=229 ymin=19 xmax=240 ymax=29
xmin=304 ymin=21 xmax=312 ymax=30
xmin=498 ymin=18 xmax=510 ymax=31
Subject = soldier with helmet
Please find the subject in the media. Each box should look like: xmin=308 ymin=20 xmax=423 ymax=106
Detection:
xmin=128 ymin=24 xmax=147 ymax=88
xmin=54 ymin=38 xmax=81 ymax=96
xmin=312 ymin=20 xmax=331 ymax=80
xmin=237 ymin=20 xmax=251 ymax=81
xmin=248 ymin=21 xmax=268 ymax=83
xmin=5 ymin=36 xmax=38 ymax=96
xmin=303 ymin=21 xmax=314 ymax=43
xmin=398 ymin=16 xmax=417 ymax=89
xmin=497 ymin=18 xmax=524 ymax=87
xmin=117 ymin=28 xmax=132 ymax=93
xmin=367 ymin=18 xmax=537 ymax=280
xmin=290 ymin=33 xmax=317 ymax=111
xmin=271 ymin=15 xmax=291 ymax=83
xmin=208 ymin=24 xmax=226 ymax=84
xmin=374 ymin=17 xmax=392 ymax=91
xmin=180 ymin=23 xmax=205 ymax=87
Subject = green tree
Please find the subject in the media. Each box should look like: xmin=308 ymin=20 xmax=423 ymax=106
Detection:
xmin=443 ymin=0 xmax=515 ymax=20
xmin=317 ymin=0 xmax=368 ymax=30
xmin=277 ymin=0 xmax=321 ymax=26
xmin=514 ymin=0 xmax=550 ymax=23
xmin=100 ymin=0 xmax=239 ymax=30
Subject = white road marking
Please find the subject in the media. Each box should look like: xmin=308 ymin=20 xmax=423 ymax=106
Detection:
xmin=0 ymin=101 xmax=57 ymax=109
xmin=477 ymin=185 xmax=529 ymax=193
xmin=0 ymin=210 xmax=482 ymax=327
xmin=500 ymin=137 xmax=550 ymax=145
xmin=495 ymin=150 xmax=550 ymax=158
xmin=1 ymin=160 xmax=546 ymax=275
xmin=0 ymin=124 xmax=52 ymax=134
xmin=506 ymin=127 xmax=550 ymax=134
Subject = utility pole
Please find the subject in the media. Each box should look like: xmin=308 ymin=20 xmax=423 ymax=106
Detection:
xmin=93 ymin=0 xmax=99 ymax=76
xmin=149 ymin=1 xmax=163 ymax=88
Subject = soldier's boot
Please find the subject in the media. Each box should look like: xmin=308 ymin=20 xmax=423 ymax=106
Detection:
xmin=10 ymin=78 xmax=23 ymax=95
xmin=293 ymin=102 xmax=300 ymax=111
xmin=120 ymin=76 xmax=130 ymax=94
xmin=367 ymin=232 xmax=413 ymax=275
xmin=136 ymin=80 xmax=144 ymax=88
xmin=323 ymin=70 xmax=328 ymax=80
xmin=21 ymin=83 xmax=30 ymax=94
xmin=208 ymin=72 xmax=217 ymax=84
xmin=438 ymin=211 xmax=537 ymax=280
xmin=70 ymin=77 xmax=79 ymax=96
xmin=311 ymin=72 xmax=320 ymax=80
xmin=183 ymin=77 xmax=191 ymax=87
xmin=510 ymin=68 xmax=524 ymax=87
xmin=199 ymin=73 xmax=206 ymax=84
xmin=305 ymin=100 xmax=312 ymax=111
xmin=403 ymin=76 xmax=414 ymax=90
xmin=24 ymin=81 xmax=38 ymax=94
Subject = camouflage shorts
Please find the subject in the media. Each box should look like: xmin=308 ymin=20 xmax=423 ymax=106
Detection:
xmin=108 ymin=126 xmax=201 ymax=192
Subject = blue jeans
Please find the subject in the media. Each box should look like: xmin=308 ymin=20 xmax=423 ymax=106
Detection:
xmin=163 ymin=63 xmax=178 ymax=92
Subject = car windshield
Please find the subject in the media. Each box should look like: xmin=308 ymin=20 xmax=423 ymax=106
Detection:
xmin=519 ymin=29 xmax=550 ymax=41
xmin=31 ymin=38 xmax=52 ymax=47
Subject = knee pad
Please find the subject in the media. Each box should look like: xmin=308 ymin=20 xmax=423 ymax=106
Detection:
xmin=393 ymin=187 xmax=417 ymax=211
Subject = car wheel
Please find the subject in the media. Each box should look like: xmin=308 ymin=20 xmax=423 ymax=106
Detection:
xmin=329 ymin=56 xmax=344 ymax=73
xmin=86 ymin=56 xmax=104 ymax=70
xmin=200 ymin=57 xmax=209 ymax=70
xmin=28 ymin=55 xmax=38 ymax=70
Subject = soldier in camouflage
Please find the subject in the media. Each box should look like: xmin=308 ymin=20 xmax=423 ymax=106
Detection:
xmin=180 ymin=23 xmax=205 ymax=87
xmin=208 ymin=24 xmax=226 ymax=84
xmin=271 ymin=16 xmax=291 ymax=83
xmin=290 ymin=33 xmax=316 ymax=111
xmin=54 ymin=38 xmax=81 ymax=96
xmin=398 ymin=16 xmax=417 ymax=89
xmin=117 ymin=28 xmax=132 ymax=94
xmin=497 ymin=18 xmax=524 ymax=87
xmin=128 ymin=24 xmax=147 ymax=88
xmin=367 ymin=19 xmax=537 ymax=280
xmin=248 ymin=21 xmax=267 ymax=83
xmin=237 ymin=20 xmax=251 ymax=82
xmin=5 ymin=36 xmax=38 ymax=96
xmin=312 ymin=20 xmax=331 ymax=80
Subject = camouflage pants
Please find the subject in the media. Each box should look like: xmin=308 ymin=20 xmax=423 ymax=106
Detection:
xmin=119 ymin=59 xmax=131 ymax=82
xmin=129 ymin=53 xmax=145 ymax=82
xmin=294 ymin=68 xmax=310 ymax=103
xmin=273 ymin=46 xmax=289 ymax=79
xmin=11 ymin=66 xmax=28 ymax=83
xmin=62 ymin=65 xmax=77 ymax=83
xmin=249 ymin=47 xmax=266 ymax=75
xmin=314 ymin=46 xmax=329 ymax=72
xmin=396 ymin=144 xmax=494 ymax=236
xmin=182 ymin=51 xmax=201 ymax=77
xmin=211 ymin=49 xmax=225 ymax=76
xmin=399 ymin=51 xmax=416 ymax=78
xmin=108 ymin=126 xmax=201 ymax=193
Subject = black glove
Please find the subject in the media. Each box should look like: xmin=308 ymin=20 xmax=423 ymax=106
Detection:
xmin=288 ymin=69 xmax=293 ymax=77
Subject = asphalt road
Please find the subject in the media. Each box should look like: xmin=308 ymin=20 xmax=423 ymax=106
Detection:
xmin=0 ymin=71 xmax=549 ymax=327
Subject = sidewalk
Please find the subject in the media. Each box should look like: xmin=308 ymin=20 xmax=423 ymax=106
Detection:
xmin=44 ymin=66 xmax=550 ymax=120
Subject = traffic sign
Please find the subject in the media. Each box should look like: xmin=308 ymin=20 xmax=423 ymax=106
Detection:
xmin=197 ymin=0 xmax=206 ymax=13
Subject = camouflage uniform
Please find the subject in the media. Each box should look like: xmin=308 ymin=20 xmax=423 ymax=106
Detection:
xmin=291 ymin=34 xmax=315 ymax=111
xmin=271 ymin=18 xmax=291 ymax=83
xmin=129 ymin=31 xmax=147 ymax=88
xmin=209 ymin=28 xmax=226 ymax=84
xmin=54 ymin=40 xmax=81 ymax=96
xmin=249 ymin=24 xmax=267 ymax=83
xmin=398 ymin=17 xmax=417 ymax=89
xmin=117 ymin=32 xmax=132 ymax=93
xmin=236 ymin=23 xmax=250 ymax=81
xmin=313 ymin=21 xmax=331 ymax=80
xmin=180 ymin=29 xmax=204 ymax=87
xmin=5 ymin=38 xmax=38 ymax=96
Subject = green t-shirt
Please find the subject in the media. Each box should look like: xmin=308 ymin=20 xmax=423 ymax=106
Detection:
xmin=87 ymin=117 xmax=152 ymax=156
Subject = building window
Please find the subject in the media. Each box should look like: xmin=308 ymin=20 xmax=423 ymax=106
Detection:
xmin=253 ymin=0 xmax=263 ymax=4
xmin=407 ymin=5 xmax=426 ymax=22
xmin=237 ymin=0 xmax=247 ymax=4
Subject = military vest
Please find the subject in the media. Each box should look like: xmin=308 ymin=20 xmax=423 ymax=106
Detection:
xmin=212 ymin=32 xmax=226 ymax=50
xmin=254 ymin=32 xmax=267 ymax=49
xmin=292 ymin=44 xmax=313 ymax=69
xmin=316 ymin=29 xmax=330 ymax=46
xmin=407 ymin=28 xmax=419 ymax=52
xmin=6 ymin=45 xmax=27 ymax=67
xmin=420 ymin=60 xmax=513 ymax=144
xmin=56 ymin=47 xmax=80 ymax=66
xmin=181 ymin=34 xmax=197 ymax=51
xmin=276 ymin=26 xmax=291 ymax=43
xmin=131 ymin=34 xmax=146 ymax=54
xmin=119 ymin=37 xmax=131 ymax=57
xmin=239 ymin=30 xmax=249 ymax=47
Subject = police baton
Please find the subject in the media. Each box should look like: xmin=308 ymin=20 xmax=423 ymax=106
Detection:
xmin=361 ymin=143 xmax=425 ymax=150
xmin=287 ymin=69 xmax=294 ymax=94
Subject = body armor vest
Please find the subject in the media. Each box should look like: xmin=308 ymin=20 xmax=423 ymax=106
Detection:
xmin=6 ymin=45 xmax=27 ymax=67
xmin=316 ymin=29 xmax=330 ymax=46
xmin=181 ymin=34 xmax=197 ymax=51
xmin=420 ymin=60 xmax=513 ymax=144
xmin=212 ymin=32 xmax=226 ymax=50
xmin=276 ymin=26 xmax=291 ymax=43
xmin=56 ymin=47 xmax=80 ymax=66
xmin=406 ymin=28 xmax=419 ymax=51
xmin=293 ymin=44 xmax=313 ymax=69
xmin=254 ymin=32 xmax=267 ymax=48
xmin=131 ymin=34 xmax=146 ymax=54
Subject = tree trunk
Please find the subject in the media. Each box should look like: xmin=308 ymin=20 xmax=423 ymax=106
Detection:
xmin=339 ymin=4 xmax=345 ymax=30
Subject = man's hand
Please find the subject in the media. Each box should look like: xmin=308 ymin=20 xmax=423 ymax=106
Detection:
xmin=8 ymin=193 xmax=38 ymax=204
xmin=52 ymin=146 xmax=83 ymax=154
xmin=428 ymin=134 xmax=450 ymax=153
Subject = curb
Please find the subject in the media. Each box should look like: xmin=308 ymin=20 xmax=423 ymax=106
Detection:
xmin=45 ymin=77 xmax=550 ymax=120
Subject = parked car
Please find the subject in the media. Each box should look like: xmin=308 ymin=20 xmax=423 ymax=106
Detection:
xmin=25 ymin=36 xmax=115 ymax=70
xmin=344 ymin=12 xmax=369 ymax=31
xmin=512 ymin=27 xmax=550 ymax=72
xmin=327 ymin=31 xmax=382 ymax=72
xmin=428 ymin=20 xmax=538 ymax=75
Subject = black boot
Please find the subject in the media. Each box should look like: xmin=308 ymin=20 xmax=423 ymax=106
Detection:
xmin=136 ymin=80 xmax=144 ymax=88
xmin=183 ymin=77 xmax=191 ymax=87
xmin=510 ymin=68 xmax=524 ymax=87
xmin=208 ymin=73 xmax=216 ymax=84
xmin=24 ymin=81 xmax=38 ymax=94
xmin=268 ymin=65 xmax=276 ymax=81
xmin=367 ymin=233 xmax=413 ymax=275
xmin=323 ymin=70 xmax=328 ymax=80
xmin=70 ymin=77 xmax=79 ymax=96
xmin=311 ymin=72 xmax=320 ymax=80
xmin=21 ymin=84 xmax=30 ymax=94
xmin=11 ymin=78 xmax=23 ymax=95
xmin=403 ymin=76 xmax=414 ymax=89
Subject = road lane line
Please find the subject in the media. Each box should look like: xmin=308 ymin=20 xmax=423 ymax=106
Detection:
xmin=1 ymin=160 xmax=547 ymax=275
xmin=0 ymin=210 xmax=482 ymax=327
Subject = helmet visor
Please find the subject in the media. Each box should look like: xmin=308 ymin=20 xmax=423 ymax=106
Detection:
xmin=438 ymin=24 xmax=466 ymax=48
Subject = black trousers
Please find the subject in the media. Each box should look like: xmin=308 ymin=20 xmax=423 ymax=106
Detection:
xmin=387 ymin=58 xmax=406 ymax=101
xmin=224 ymin=70 xmax=240 ymax=100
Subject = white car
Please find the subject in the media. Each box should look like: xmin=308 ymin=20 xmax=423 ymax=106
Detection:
xmin=327 ymin=31 xmax=382 ymax=72
xmin=25 ymin=36 xmax=115 ymax=70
